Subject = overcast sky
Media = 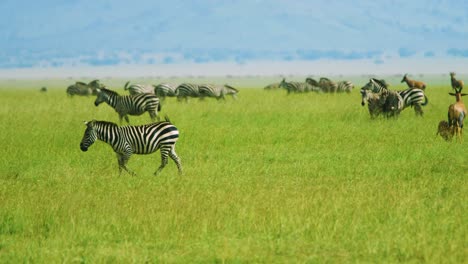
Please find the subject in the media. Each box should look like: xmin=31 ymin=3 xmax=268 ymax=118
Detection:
xmin=1 ymin=0 xmax=467 ymax=75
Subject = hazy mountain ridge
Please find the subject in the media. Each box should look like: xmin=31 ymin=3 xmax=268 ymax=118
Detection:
xmin=1 ymin=0 xmax=467 ymax=68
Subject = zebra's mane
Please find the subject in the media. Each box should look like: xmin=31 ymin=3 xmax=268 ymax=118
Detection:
xmin=371 ymin=78 xmax=389 ymax=88
xmin=93 ymin=120 xmax=119 ymax=128
xmin=100 ymin=88 xmax=120 ymax=96
xmin=75 ymin=81 xmax=88 ymax=86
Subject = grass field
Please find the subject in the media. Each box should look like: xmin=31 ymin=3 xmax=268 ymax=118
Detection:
xmin=0 ymin=78 xmax=466 ymax=263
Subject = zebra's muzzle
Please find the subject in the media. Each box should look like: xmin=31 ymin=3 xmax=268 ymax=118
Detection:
xmin=80 ymin=143 xmax=88 ymax=152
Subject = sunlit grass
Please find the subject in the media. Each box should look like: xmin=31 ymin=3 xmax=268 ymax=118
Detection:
xmin=0 ymin=79 xmax=466 ymax=263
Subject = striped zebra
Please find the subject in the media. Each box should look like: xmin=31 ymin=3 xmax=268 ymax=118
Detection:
xmin=336 ymin=81 xmax=354 ymax=93
xmin=88 ymin=79 xmax=105 ymax=95
xmin=175 ymin=83 xmax=200 ymax=102
xmin=361 ymin=78 xmax=428 ymax=116
xmin=199 ymin=84 xmax=239 ymax=100
xmin=124 ymin=81 xmax=155 ymax=95
xmin=80 ymin=117 xmax=182 ymax=176
xmin=279 ymin=78 xmax=320 ymax=94
xmin=318 ymin=77 xmax=337 ymax=93
xmin=94 ymin=88 xmax=161 ymax=123
xmin=154 ymin=83 xmax=177 ymax=101
xmin=360 ymin=88 xmax=403 ymax=118
xmin=66 ymin=81 xmax=93 ymax=97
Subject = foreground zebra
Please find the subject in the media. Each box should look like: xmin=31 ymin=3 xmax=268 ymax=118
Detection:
xmin=94 ymin=88 xmax=161 ymax=123
xmin=80 ymin=118 xmax=182 ymax=176
xmin=279 ymin=78 xmax=320 ymax=94
xmin=124 ymin=81 xmax=155 ymax=95
xmin=154 ymin=83 xmax=177 ymax=100
xmin=361 ymin=78 xmax=428 ymax=116
xmin=199 ymin=84 xmax=239 ymax=100
xmin=175 ymin=83 xmax=200 ymax=102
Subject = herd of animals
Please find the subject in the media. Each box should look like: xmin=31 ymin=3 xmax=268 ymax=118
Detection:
xmin=53 ymin=72 xmax=465 ymax=176
xmin=264 ymin=73 xmax=466 ymax=142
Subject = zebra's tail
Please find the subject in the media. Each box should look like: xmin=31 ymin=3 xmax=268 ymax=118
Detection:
xmin=124 ymin=81 xmax=130 ymax=90
xmin=421 ymin=95 xmax=429 ymax=106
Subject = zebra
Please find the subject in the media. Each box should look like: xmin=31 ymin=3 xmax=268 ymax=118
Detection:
xmin=361 ymin=78 xmax=428 ymax=116
xmin=318 ymin=77 xmax=337 ymax=93
xmin=360 ymin=88 xmax=403 ymax=118
xmin=154 ymin=83 xmax=177 ymax=101
xmin=175 ymin=83 xmax=200 ymax=102
xmin=80 ymin=117 xmax=182 ymax=176
xmin=88 ymin=79 xmax=105 ymax=95
xmin=336 ymin=81 xmax=354 ymax=93
xmin=66 ymin=81 xmax=93 ymax=97
xmin=279 ymin=78 xmax=320 ymax=94
xmin=124 ymin=81 xmax=155 ymax=95
xmin=199 ymin=84 xmax=239 ymax=100
xmin=94 ymin=88 xmax=161 ymax=124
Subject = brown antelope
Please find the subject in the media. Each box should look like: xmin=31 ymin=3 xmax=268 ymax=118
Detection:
xmin=448 ymin=86 xmax=467 ymax=141
xmin=401 ymin=74 xmax=426 ymax=90
xmin=450 ymin=72 xmax=464 ymax=91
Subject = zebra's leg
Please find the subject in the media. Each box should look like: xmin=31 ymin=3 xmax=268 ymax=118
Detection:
xmin=116 ymin=153 xmax=136 ymax=176
xmin=149 ymin=111 xmax=159 ymax=122
xmin=414 ymin=104 xmax=423 ymax=116
xmin=124 ymin=115 xmax=130 ymax=124
xmin=154 ymin=146 xmax=170 ymax=176
xmin=169 ymin=147 xmax=182 ymax=175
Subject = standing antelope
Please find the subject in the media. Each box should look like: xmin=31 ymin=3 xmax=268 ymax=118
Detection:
xmin=401 ymin=74 xmax=426 ymax=90
xmin=450 ymin=72 xmax=464 ymax=91
xmin=448 ymin=86 xmax=467 ymax=142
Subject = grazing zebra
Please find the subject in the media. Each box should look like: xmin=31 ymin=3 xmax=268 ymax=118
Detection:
xmin=305 ymin=77 xmax=319 ymax=87
xmin=40 ymin=87 xmax=47 ymax=92
xmin=199 ymin=84 xmax=239 ymax=100
xmin=124 ymin=81 xmax=155 ymax=95
xmin=318 ymin=77 xmax=337 ymax=93
xmin=361 ymin=78 xmax=428 ymax=116
xmin=279 ymin=78 xmax=320 ymax=94
xmin=450 ymin=72 xmax=464 ymax=91
xmin=94 ymin=88 xmax=161 ymax=123
xmin=80 ymin=118 xmax=182 ymax=176
xmin=66 ymin=81 xmax=93 ymax=97
xmin=175 ymin=83 xmax=200 ymax=102
xmin=336 ymin=81 xmax=354 ymax=93
xmin=154 ymin=83 xmax=177 ymax=101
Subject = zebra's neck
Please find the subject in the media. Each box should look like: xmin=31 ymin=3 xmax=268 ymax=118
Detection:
xmin=94 ymin=122 xmax=120 ymax=144
xmin=103 ymin=91 xmax=120 ymax=108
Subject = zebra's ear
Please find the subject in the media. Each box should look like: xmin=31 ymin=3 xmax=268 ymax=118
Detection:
xmin=83 ymin=121 xmax=88 ymax=125
xmin=96 ymin=88 xmax=101 ymax=93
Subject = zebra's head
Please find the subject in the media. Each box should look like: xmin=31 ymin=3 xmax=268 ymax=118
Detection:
xmin=361 ymin=78 xmax=389 ymax=93
xmin=80 ymin=121 xmax=98 ymax=152
xmin=94 ymin=88 xmax=113 ymax=106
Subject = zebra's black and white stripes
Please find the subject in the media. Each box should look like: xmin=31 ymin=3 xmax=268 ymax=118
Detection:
xmin=361 ymin=78 xmax=428 ymax=116
xmin=94 ymin=88 xmax=161 ymax=123
xmin=155 ymin=83 xmax=177 ymax=100
xmin=124 ymin=81 xmax=155 ymax=95
xmin=199 ymin=84 xmax=239 ymax=100
xmin=175 ymin=83 xmax=200 ymax=102
xmin=279 ymin=78 xmax=320 ymax=94
xmin=80 ymin=118 xmax=182 ymax=175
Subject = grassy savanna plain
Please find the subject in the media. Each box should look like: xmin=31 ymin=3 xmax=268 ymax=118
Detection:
xmin=0 ymin=76 xmax=466 ymax=263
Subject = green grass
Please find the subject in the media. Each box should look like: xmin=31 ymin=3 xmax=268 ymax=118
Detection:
xmin=0 ymin=79 xmax=466 ymax=263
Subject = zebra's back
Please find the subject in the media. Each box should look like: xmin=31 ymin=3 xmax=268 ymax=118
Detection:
xmin=155 ymin=83 xmax=177 ymax=98
xmin=176 ymin=83 xmax=200 ymax=99
xmin=125 ymin=83 xmax=155 ymax=95
xmin=121 ymin=121 xmax=179 ymax=154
